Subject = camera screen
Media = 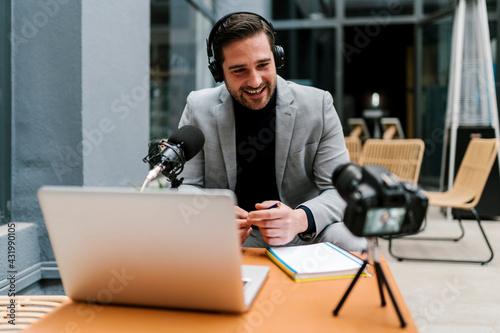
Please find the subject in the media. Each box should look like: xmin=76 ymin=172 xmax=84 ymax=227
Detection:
xmin=363 ymin=207 xmax=406 ymax=236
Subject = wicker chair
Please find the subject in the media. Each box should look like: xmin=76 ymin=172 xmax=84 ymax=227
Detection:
xmin=347 ymin=118 xmax=370 ymax=141
xmin=0 ymin=295 xmax=68 ymax=331
xmin=388 ymin=138 xmax=500 ymax=264
xmin=381 ymin=117 xmax=405 ymax=139
xmin=381 ymin=125 xmax=398 ymax=139
xmin=344 ymin=136 xmax=362 ymax=165
xmin=359 ymin=139 xmax=425 ymax=184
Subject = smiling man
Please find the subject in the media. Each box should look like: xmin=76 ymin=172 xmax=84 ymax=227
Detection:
xmin=222 ymin=32 xmax=277 ymax=110
xmin=178 ymin=12 xmax=366 ymax=251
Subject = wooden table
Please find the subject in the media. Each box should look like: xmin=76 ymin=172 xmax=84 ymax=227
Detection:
xmin=25 ymin=248 xmax=417 ymax=333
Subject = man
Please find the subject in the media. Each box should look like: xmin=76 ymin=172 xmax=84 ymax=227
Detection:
xmin=178 ymin=12 xmax=366 ymax=251
xmin=365 ymin=209 xmax=404 ymax=235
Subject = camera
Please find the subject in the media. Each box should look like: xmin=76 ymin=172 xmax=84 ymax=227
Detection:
xmin=332 ymin=163 xmax=428 ymax=237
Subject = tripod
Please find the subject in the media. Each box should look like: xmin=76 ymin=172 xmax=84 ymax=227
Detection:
xmin=333 ymin=238 xmax=407 ymax=328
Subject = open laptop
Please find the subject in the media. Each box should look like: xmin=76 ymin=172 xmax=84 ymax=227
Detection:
xmin=37 ymin=186 xmax=269 ymax=313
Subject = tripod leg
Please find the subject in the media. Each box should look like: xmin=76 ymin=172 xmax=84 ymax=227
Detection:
xmin=375 ymin=262 xmax=407 ymax=328
xmin=333 ymin=260 xmax=368 ymax=316
xmin=374 ymin=263 xmax=386 ymax=306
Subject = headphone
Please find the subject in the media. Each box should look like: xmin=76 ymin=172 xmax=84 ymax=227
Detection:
xmin=206 ymin=12 xmax=285 ymax=83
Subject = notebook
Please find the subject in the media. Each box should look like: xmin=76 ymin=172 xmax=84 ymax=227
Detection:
xmin=37 ymin=186 xmax=269 ymax=313
xmin=266 ymin=242 xmax=368 ymax=282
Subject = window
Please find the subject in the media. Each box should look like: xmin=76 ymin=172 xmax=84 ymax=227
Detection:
xmin=346 ymin=0 xmax=413 ymax=17
xmin=419 ymin=15 xmax=453 ymax=181
xmin=272 ymin=0 xmax=336 ymax=20
xmin=150 ymin=0 xmax=212 ymax=141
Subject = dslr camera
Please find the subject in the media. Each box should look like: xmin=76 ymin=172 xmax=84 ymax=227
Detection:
xmin=332 ymin=163 xmax=428 ymax=237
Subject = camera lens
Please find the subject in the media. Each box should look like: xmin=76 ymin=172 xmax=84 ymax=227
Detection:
xmin=332 ymin=163 xmax=363 ymax=199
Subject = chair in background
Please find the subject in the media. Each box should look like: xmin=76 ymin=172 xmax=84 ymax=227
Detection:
xmin=388 ymin=138 xmax=500 ymax=265
xmin=344 ymin=136 xmax=362 ymax=164
xmin=347 ymin=118 xmax=370 ymax=141
xmin=0 ymin=295 xmax=68 ymax=331
xmin=381 ymin=117 xmax=405 ymax=139
xmin=359 ymin=139 xmax=425 ymax=184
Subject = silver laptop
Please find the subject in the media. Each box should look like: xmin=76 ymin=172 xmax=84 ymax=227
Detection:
xmin=37 ymin=186 xmax=269 ymax=313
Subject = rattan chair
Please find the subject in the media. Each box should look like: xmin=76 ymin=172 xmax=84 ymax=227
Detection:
xmin=344 ymin=136 xmax=362 ymax=165
xmin=359 ymin=139 xmax=425 ymax=184
xmin=381 ymin=125 xmax=398 ymax=139
xmin=0 ymin=295 xmax=68 ymax=331
xmin=381 ymin=117 xmax=405 ymax=139
xmin=347 ymin=118 xmax=370 ymax=141
xmin=388 ymin=138 xmax=500 ymax=265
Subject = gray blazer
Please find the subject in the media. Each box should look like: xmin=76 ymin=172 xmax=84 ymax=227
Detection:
xmin=178 ymin=75 xmax=349 ymax=238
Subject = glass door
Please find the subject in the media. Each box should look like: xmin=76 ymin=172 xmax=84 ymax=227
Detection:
xmin=417 ymin=14 xmax=454 ymax=185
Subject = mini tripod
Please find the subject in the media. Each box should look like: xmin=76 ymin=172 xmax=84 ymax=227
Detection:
xmin=333 ymin=237 xmax=406 ymax=328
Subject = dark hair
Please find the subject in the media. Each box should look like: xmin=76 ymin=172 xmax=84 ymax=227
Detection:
xmin=212 ymin=13 xmax=275 ymax=65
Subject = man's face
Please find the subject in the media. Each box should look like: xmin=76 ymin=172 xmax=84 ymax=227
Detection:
xmin=221 ymin=32 xmax=277 ymax=110
xmin=381 ymin=212 xmax=389 ymax=223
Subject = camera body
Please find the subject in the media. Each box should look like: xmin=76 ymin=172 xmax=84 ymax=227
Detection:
xmin=333 ymin=163 xmax=428 ymax=237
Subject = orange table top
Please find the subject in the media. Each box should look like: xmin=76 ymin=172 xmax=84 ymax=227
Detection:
xmin=25 ymin=248 xmax=417 ymax=333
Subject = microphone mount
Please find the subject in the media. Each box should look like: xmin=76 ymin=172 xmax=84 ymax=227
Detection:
xmin=142 ymin=140 xmax=186 ymax=190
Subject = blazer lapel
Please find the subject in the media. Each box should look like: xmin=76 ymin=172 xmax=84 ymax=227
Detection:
xmin=275 ymin=77 xmax=297 ymax=191
xmin=216 ymin=88 xmax=237 ymax=190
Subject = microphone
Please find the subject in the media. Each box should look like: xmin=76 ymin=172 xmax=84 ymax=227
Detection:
xmin=142 ymin=125 xmax=205 ymax=190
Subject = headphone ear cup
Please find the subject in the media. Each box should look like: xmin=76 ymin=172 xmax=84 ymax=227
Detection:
xmin=274 ymin=45 xmax=285 ymax=69
xmin=208 ymin=60 xmax=224 ymax=83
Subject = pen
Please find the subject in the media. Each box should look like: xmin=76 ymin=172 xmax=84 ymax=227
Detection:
xmin=266 ymin=202 xmax=280 ymax=209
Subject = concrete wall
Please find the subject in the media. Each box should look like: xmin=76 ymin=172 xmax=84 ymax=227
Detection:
xmin=11 ymin=0 xmax=84 ymax=262
xmin=9 ymin=0 xmax=150 ymax=262
xmin=82 ymin=0 xmax=150 ymax=186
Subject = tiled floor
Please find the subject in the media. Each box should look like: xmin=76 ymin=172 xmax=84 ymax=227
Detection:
xmin=378 ymin=206 xmax=500 ymax=332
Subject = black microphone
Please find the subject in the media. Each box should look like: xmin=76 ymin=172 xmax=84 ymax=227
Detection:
xmin=142 ymin=125 xmax=205 ymax=189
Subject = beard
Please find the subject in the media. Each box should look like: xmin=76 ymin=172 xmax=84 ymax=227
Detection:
xmin=227 ymin=79 xmax=277 ymax=111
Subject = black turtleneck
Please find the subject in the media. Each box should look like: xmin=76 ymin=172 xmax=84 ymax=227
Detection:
xmin=232 ymin=91 xmax=316 ymax=237
xmin=233 ymin=92 xmax=280 ymax=212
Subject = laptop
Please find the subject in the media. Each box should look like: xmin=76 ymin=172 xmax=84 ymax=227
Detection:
xmin=37 ymin=186 xmax=269 ymax=313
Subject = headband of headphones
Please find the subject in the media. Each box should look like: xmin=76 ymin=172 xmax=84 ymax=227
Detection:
xmin=206 ymin=12 xmax=285 ymax=82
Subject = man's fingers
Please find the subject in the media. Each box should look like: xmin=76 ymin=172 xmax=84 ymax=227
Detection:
xmin=255 ymin=201 xmax=281 ymax=210
xmin=259 ymin=228 xmax=282 ymax=238
xmin=238 ymin=218 xmax=251 ymax=228
xmin=234 ymin=205 xmax=248 ymax=216
xmin=248 ymin=210 xmax=272 ymax=219
xmin=239 ymin=226 xmax=252 ymax=245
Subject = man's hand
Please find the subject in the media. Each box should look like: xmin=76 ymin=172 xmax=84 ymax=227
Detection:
xmin=247 ymin=201 xmax=308 ymax=245
xmin=235 ymin=206 xmax=252 ymax=245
